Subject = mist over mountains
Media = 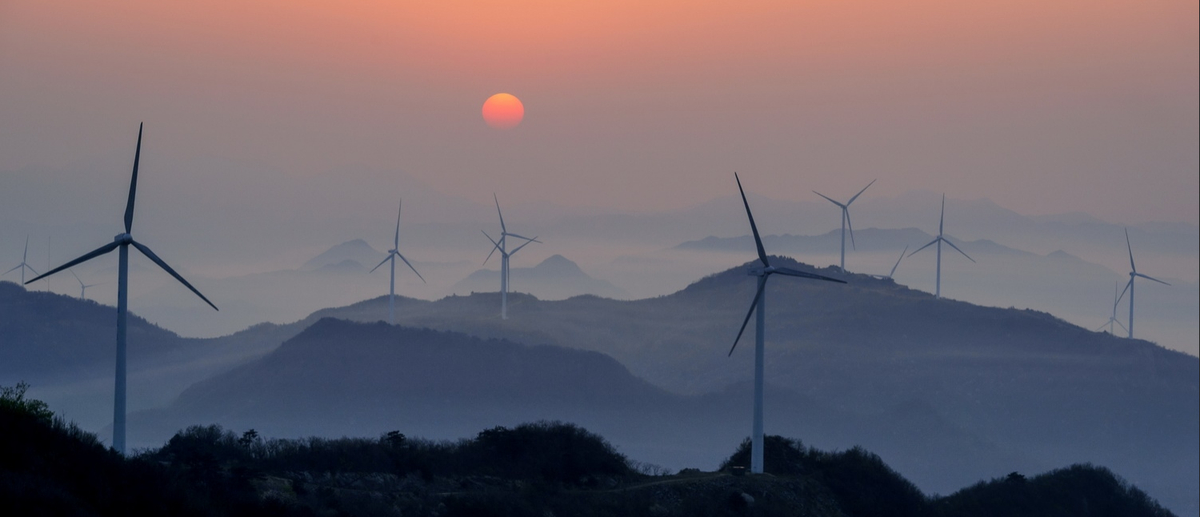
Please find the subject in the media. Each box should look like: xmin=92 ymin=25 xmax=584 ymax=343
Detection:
xmin=4 ymin=249 xmax=1194 ymax=513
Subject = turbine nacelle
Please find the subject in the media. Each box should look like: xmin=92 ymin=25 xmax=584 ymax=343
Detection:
xmin=747 ymin=266 xmax=775 ymax=277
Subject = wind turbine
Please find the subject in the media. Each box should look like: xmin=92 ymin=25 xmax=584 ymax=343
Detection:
xmin=369 ymin=200 xmax=425 ymax=324
xmin=3 ymin=236 xmax=40 ymax=285
xmin=69 ymin=269 xmax=102 ymax=300
xmin=482 ymin=194 xmax=540 ymax=319
xmin=813 ymin=179 xmax=876 ymax=273
xmin=872 ymin=245 xmax=908 ymax=280
xmin=908 ymin=195 xmax=974 ymax=298
xmin=1117 ymin=229 xmax=1169 ymax=339
xmin=1097 ymin=281 xmax=1127 ymax=335
xmin=26 ymin=123 xmax=217 ymax=454
xmin=728 ymin=173 xmax=845 ymax=474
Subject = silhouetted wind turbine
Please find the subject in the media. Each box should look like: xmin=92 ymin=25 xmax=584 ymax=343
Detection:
xmin=3 ymin=236 xmax=40 ymax=286
xmin=69 ymin=269 xmax=102 ymax=300
xmin=1117 ymin=229 xmax=1168 ymax=339
xmin=908 ymin=195 xmax=974 ymax=298
xmin=1097 ymin=281 xmax=1127 ymax=335
xmin=813 ymin=179 xmax=875 ymax=273
xmin=482 ymin=194 xmax=540 ymax=319
xmin=369 ymin=200 xmax=425 ymax=324
xmin=26 ymin=123 xmax=217 ymax=454
xmin=729 ymin=173 xmax=844 ymax=474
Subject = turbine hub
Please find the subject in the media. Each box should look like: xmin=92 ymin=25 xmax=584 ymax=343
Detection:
xmin=113 ymin=233 xmax=133 ymax=244
xmin=747 ymin=267 xmax=772 ymax=277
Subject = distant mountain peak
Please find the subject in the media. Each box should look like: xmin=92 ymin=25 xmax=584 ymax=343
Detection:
xmin=301 ymin=239 xmax=384 ymax=271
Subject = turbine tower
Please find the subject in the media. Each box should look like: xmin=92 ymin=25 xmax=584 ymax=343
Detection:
xmin=1117 ymin=229 xmax=1169 ymax=339
xmin=69 ymin=269 xmax=102 ymax=300
xmin=369 ymin=200 xmax=425 ymax=325
xmin=908 ymin=195 xmax=974 ymax=298
xmin=1097 ymin=281 xmax=1127 ymax=335
xmin=3 ymin=236 xmax=40 ymax=285
xmin=812 ymin=179 xmax=875 ymax=273
xmin=482 ymin=194 xmax=539 ymax=319
xmin=26 ymin=123 xmax=217 ymax=454
xmin=729 ymin=173 xmax=844 ymax=474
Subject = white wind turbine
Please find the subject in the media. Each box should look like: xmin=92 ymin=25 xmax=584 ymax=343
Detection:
xmin=482 ymin=194 xmax=540 ymax=319
xmin=908 ymin=195 xmax=974 ymax=298
xmin=1117 ymin=229 xmax=1169 ymax=339
xmin=813 ymin=179 xmax=876 ymax=273
xmin=27 ymin=123 xmax=218 ymax=454
xmin=1097 ymin=281 xmax=1127 ymax=335
xmin=728 ymin=173 xmax=845 ymax=474
xmin=3 ymin=236 xmax=40 ymax=286
xmin=369 ymin=200 xmax=425 ymax=325
xmin=69 ymin=269 xmax=102 ymax=300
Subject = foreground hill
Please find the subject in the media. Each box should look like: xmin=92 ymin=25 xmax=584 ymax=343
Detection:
xmin=275 ymin=258 xmax=1199 ymax=515
xmin=2 ymin=394 xmax=1175 ymax=517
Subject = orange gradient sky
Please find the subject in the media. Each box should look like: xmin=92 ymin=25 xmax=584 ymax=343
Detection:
xmin=0 ymin=0 xmax=1196 ymax=223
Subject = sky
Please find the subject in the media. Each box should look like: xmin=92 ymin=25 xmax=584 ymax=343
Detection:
xmin=1 ymin=0 xmax=1196 ymax=226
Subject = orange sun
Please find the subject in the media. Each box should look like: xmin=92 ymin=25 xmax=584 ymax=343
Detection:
xmin=482 ymin=93 xmax=525 ymax=129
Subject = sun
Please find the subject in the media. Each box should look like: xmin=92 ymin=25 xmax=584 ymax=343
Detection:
xmin=482 ymin=93 xmax=525 ymax=129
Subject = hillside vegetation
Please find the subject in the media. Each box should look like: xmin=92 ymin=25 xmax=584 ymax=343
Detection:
xmin=1 ymin=389 xmax=1175 ymax=517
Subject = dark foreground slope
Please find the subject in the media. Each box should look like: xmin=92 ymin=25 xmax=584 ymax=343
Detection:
xmin=2 ymin=392 xmax=1175 ymax=517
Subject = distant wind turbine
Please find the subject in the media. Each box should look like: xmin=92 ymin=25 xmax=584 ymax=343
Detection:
xmin=813 ymin=179 xmax=875 ymax=273
xmin=908 ymin=195 xmax=974 ymax=298
xmin=3 ymin=236 xmax=40 ymax=286
xmin=26 ymin=123 xmax=218 ymax=455
xmin=369 ymin=200 xmax=425 ymax=325
xmin=69 ymin=269 xmax=102 ymax=300
xmin=729 ymin=173 xmax=845 ymax=475
xmin=1097 ymin=281 xmax=1127 ymax=335
xmin=482 ymin=194 xmax=540 ymax=319
xmin=872 ymin=245 xmax=908 ymax=280
xmin=1117 ymin=229 xmax=1169 ymax=339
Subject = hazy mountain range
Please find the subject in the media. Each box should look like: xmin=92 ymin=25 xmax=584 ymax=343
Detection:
xmin=2 ymin=254 xmax=1196 ymax=514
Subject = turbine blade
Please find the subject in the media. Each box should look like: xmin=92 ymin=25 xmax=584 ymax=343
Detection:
xmin=70 ymin=269 xmax=83 ymax=284
xmin=494 ymin=194 xmax=506 ymax=233
xmin=1095 ymin=321 xmax=1109 ymax=331
xmin=24 ymin=263 xmax=39 ymax=275
xmin=505 ymin=232 xmax=539 ymax=243
xmin=845 ymin=209 xmax=856 ymax=250
xmin=909 ymin=238 xmax=939 ymax=257
xmin=774 ymin=267 xmax=847 ymax=284
xmin=1134 ymin=272 xmax=1170 ymax=286
xmin=396 ymin=252 xmax=426 ymax=283
xmin=394 ymin=200 xmax=402 ymax=249
xmin=482 ymin=230 xmax=501 ymax=265
xmin=131 ymin=240 xmax=218 ymax=311
xmin=728 ymin=280 xmax=765 ymax=356
xmin=942 ymin=238 xmax=976 ymax=263
xmin=846 ymin=179 xmax=876 ymax=205
xmin=939 ymin=194 xmax=945 ymax=236
xmin=1125 ymin=228 xmax=1135 ymax=272
xmin=1117 ymin=279 xmax=1131 ymax=306
xmin=890 ymin=245 xmax=908 ymax=277
xmin=812 ymin=190 xmax=845 ymax=208
xmin=3 ymin=264 xmax=21 ymax=275
xmin=125 ymin=123 xmax=143 ymax=233
xmin=1113 ymin=319 xmax=1128 ymax=332
xmin=25 ymin=241 xmax=120 ymax=285
xmin=735 ymin=173 xmax=769 ymax=267
xmin=509 ymin=237 xmax=538 ymax=256
xmin=23 ymin=235 xmax=29 ymax=261
xmin=369 ymin=255 xmax=392 ymax=273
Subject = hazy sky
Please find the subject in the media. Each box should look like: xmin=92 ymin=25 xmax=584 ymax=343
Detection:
xmin=1 ymin=0 xmax=1197 ymax=225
